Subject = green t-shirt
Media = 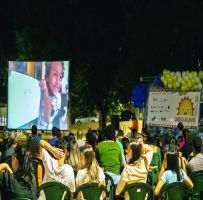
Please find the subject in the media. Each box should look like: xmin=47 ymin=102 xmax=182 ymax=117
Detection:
xmin=96 ymin=141 xmax=123 ymax=175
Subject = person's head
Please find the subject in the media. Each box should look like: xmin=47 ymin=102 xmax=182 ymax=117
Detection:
xmin=131 ymin=128 xmax=138 ymax=138
xmin=55 ymin=139 xmax=67 ymax=152
xmin=185 ymin=130 xmax=194 ymax=145
xmin=192 ymin=136 xmax=202 ymax=154
xmin=80 ymin=146 xmax=99 ymax=182
xmin=26 ymin=135 xmax=40 ymax=157
xmin=148 ymin=132 xmax=157 ymax=146
xmin=104 ymin=124 xmax=116 ymax=141
xmin=127 ymin=139 xmax=142 ymax=164
xmin=97 ymin=130 xmax=105 ymax=143
xmin=67 ymin=142 xmax=82 ymax=171
xmin=121 ymin=137 xmax=130 ymax=155
xmin=80 ymin=146 xmax=97 ymax=168
xmin=12 ymin=146 xmax=34 ymax=188
xmin=31 ymin=125 xmax=37 ymax=135
xmin=86 ymin=131 xmax=96 ymax=150
xmin=166 ymin=151 xmax=181 ymax=181
xmin=52 ymin=126 xmax=58 ymax=137
xmin=77 ymin=130 xmax=83 ymax=140
xmin=45 ymin=61 xmax=64 ymax=96
xmin=117 ymin=130 xmax=124 ymax=139
xmin=177 ymin=122 xmax=184 ymax=132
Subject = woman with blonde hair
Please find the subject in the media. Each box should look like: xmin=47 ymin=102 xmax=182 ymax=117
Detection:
xmin=76 ymin=146 xmax=105 ymax=199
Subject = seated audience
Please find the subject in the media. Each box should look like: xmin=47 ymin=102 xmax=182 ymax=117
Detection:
xmin=147 ymin=132 xmax=162 ymax=188
xmin=97 ymin=130 xmax=106 ymax=143
xmin=116 ymin=138 xmax=153 ymax=200
xmin=175 ymin=122 xmax=184 ymax=140
xmin=0 ymin=146 xmax=37 ymax=200
xmin=67 ymin=140 xmax=82 ymax=173
xmin=86 ymin=130 xmax=97 ymax=151
xmin=116 ymin=130 xmax=124 ymax=152
xmin=26 ymin=134 xmax=43 ymax=186
xmin=76 ymin=130 xmax=86 ymax=147
xmin=38 ymin=139 xmax=75 ymax=198
xmin=96 ymin=125 xmax=123 ymax=185
xmin=76 ymin=146 xmax=105 ymax=199
xmin=48 ymin=126 xmax=61 ymax=146
xmin=187 ymin=136 xmax=203 ymax=175
xmin=154 ymin=151 xmax=193 ymax=196
xmin=178 ymin=131 xmax=193 ymax=160
xmin=158 ymin=138 xmax=187 ymax=181
xmin=121 ymin=137 xmax=130 ymax=163
xmin=3 ymin=135 xmax=18 ymax=159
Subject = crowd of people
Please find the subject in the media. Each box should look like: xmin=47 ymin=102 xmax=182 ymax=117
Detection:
xmin=0 ymin=122 xmax=202 ymax=200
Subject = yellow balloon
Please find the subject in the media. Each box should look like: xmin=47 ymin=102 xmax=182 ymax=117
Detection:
xmin=181 ymin=80 xmax=186 ymax=85
xmin=168 ymin=78 xmax=172 ymax=84
xmin=181 ymin=85 xmax=186 ymax=91
xmin=187 ymin=81 xmax=192 ymax=89
xmin=163 ymin=69 xmax=168 ymax=75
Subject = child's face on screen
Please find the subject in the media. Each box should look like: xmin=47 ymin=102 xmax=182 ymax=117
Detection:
xmin=46 ymin=62 xmax=63 ymax=96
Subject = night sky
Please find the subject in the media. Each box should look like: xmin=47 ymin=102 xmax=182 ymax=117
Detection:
xmin=0 ymin=0 xmax=203 ymax=103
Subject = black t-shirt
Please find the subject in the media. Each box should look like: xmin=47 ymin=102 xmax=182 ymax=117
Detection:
xmin=0 ymin=172 xmax=37 ymax=200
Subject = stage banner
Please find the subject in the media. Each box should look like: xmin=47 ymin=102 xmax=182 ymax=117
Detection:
xmin=147 ymin=91 xmax=200 ymax=128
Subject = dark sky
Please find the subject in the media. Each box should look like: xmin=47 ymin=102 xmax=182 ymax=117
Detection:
xmin=0 ymin=0 xmax=203 ymax=101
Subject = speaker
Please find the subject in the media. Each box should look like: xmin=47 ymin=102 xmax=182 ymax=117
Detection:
xmin=121 ymin=110 xmax=132 ymax=121
xmin=111 ymin=115 xmax=120 ymax=130
xmin=200 ymin=103 xmax=203 ymax=119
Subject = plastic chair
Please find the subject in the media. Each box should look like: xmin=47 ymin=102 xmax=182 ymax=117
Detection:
xmin=31 ymin=157 xmax=45 ymax=188
xmin=74 ymin=182 xmax=108 ymax=200
xmin=159 ymin=182 xmax=190 ymax=200
xmin=120 ymin=182 xmax=153 ymax=200
xmin=10 ymin=198 xmax=31 ymax=200
xmin=38 ymin=181 xmax=71 ymax=200
xmin=189 ymin=170 xmax=203 ymax=200
xmin=104 ymin=173 xmax=115 ymax=200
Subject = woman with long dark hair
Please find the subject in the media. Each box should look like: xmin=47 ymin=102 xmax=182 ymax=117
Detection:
xmin=154 ymin=151 xmax=193 ymax=196
xmin=116 ymin=137 xmax=153 ymax=200
xmin=0 ymin=146 xmax=37 ymax=199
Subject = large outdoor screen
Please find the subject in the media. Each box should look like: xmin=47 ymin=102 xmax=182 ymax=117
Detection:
xmin=8 ymin=61 xmax=69 ymax=130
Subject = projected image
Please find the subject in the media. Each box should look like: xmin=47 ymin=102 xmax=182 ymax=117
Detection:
xmin=8 ymin=61 xmax=69 ymax=130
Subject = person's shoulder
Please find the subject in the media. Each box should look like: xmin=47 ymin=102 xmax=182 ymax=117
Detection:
xmin=163 ymin=170 xmax=171 ymax=176
xmin=64 ymin=163 xmax=74 ymax=171
xmin=76 ymin=168 xmax=87 ymax=177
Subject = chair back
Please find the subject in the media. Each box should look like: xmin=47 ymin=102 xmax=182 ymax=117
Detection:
xmin=31 ymin=157 xmax=45 ymax=188
xmin=120 ymin=182 xmax=152 ymax=200
xmin=38 ymin=181 xmax=71 ymax=200
xmin=10 ymin=198 xmax=31 ymax=200
xmin=189 ymin=170 xmax=203 ymax=200
xmin=160 ymin=182 xmax=190 ymax=200
xmin=74 ymin=182 xmax=108 ymax=200
xmin=104 ymin=173 xmax=115 ymax=200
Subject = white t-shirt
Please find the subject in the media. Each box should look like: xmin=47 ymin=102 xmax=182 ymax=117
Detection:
xmin=76 ymin=167 xmax=105 ymax=200
xmin=76 ymin=167 xmax=105 ymax=187
xmin=161 ymin=169 xmax=187 ymax=184
xmin=76 ymin=140 xmax=86 ymax=148
xmin=42 ymin=149 xmax=75 ymax=192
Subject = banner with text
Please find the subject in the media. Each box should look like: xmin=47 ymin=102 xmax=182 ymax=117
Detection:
xmin=147 ymin=91 xmax=200 ymax=128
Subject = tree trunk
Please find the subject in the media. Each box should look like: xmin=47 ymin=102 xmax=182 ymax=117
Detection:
xmin=99 ymin=106 xmax=107 ymax=129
